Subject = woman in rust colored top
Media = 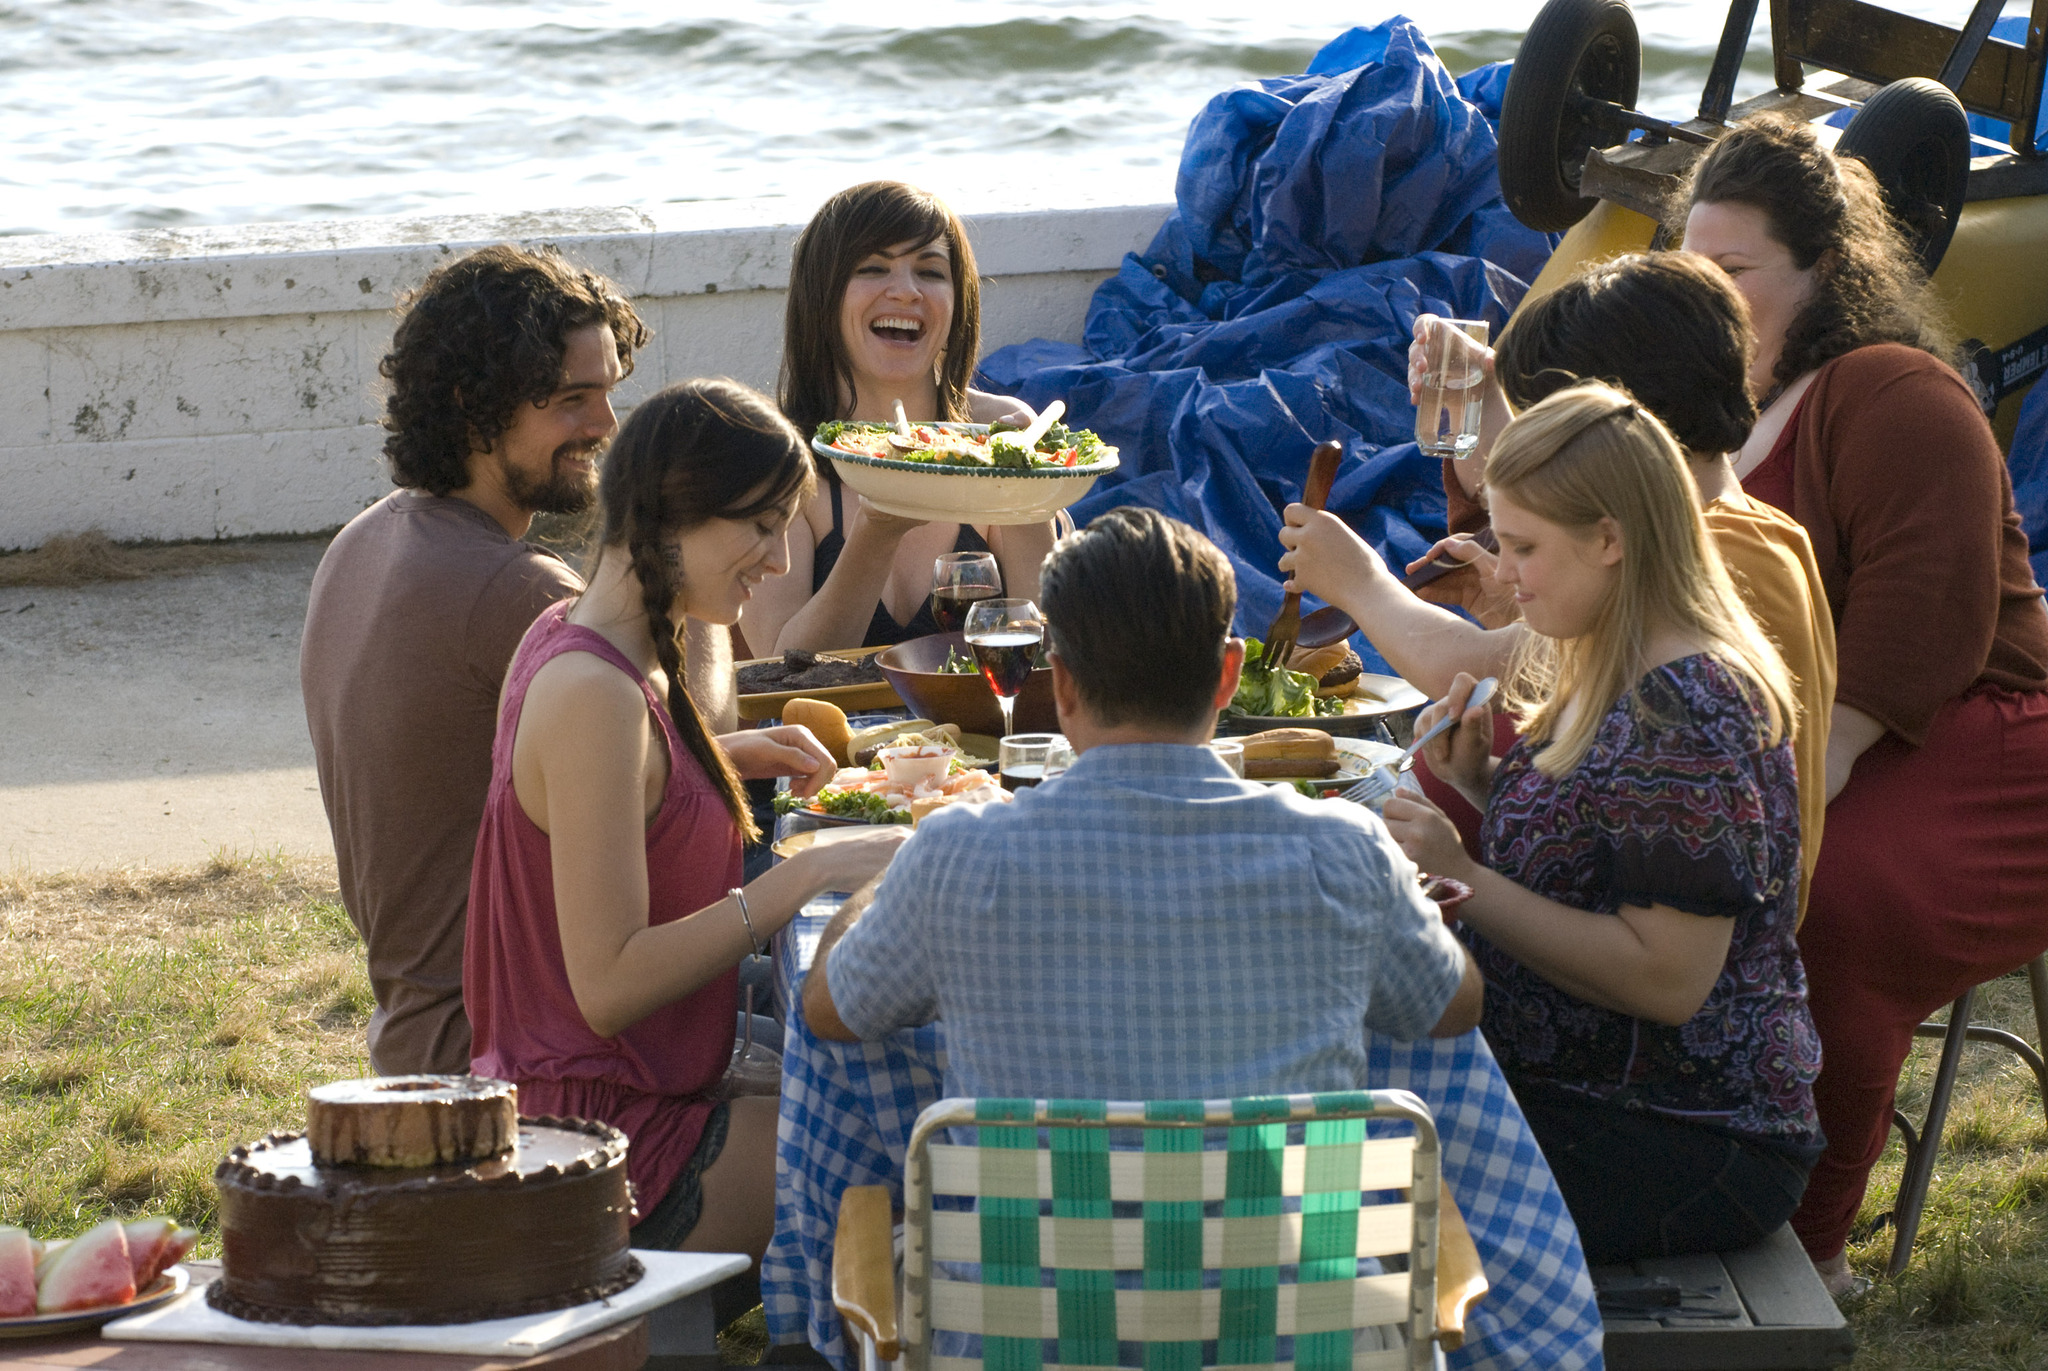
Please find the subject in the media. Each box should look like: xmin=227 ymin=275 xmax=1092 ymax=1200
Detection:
xmin=465 ymin=380 xmax=906 ymax=1266
xmin=1683 ymin=117 xmax=2048 ymax=1292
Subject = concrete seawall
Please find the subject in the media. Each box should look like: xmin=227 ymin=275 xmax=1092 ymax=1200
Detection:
xmin=0 ymin=197 xmax=1171 ymax=551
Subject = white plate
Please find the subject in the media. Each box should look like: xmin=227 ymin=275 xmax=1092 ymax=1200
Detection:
xmin=0 ymin=1266 xmax=189 ymax=1339
xmin=1254 ymin=736 xmax=1405 ymax=787
xmin=815 ymin=423 xmax=1118 ymax=526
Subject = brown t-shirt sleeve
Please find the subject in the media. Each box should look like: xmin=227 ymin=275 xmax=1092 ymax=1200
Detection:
xmin=1441 ymin=457 xmax=1488 ymax=535
xmin=1799 ymin=348 xmax=2006 ymax=743
xmin=465 ymin=548 xmax=582 ymax=696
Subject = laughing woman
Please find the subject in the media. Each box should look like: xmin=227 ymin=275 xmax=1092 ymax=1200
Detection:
xmin=743 ymin=181 xmax=1058 ymax=652
xmin=1383 ymin=382 xmax=1821 ymax=1264
xmin=464 ymin=380 xmax=907 ymax=1262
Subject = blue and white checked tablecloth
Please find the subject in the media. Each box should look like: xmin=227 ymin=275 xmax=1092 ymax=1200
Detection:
xmin=762 ymin=893 xmax=1606 ymax=1371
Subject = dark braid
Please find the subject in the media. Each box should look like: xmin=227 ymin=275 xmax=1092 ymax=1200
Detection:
xmin=597 ymin=380 xmax=816 ymax=843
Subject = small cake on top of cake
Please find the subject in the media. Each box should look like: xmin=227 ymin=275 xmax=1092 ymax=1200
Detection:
xmin=212 ymin=1075 xmax=641 ymax=1326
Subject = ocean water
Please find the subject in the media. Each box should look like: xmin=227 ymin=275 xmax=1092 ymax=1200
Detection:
xmin=0 ymin=0 xmax=2004 ymax=236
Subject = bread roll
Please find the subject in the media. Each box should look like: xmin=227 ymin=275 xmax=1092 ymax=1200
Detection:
xmin=1289 ymin=643 xmax=1349 ymax=679
xmin=1238 ymin=727 xmax=1339 ymax=777
xmin=784 ymin=698 xmax=853 ymax=766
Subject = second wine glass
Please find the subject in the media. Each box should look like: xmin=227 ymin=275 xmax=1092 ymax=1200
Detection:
xmin=931 ymin=551 xmax=1001 ymax=634
xmin=963 ymin=597 xmax=1044 ymax=738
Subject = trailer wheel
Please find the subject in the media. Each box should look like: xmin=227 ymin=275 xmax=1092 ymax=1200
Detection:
xmin=1836 ymin=77 xmax=1971 ymax=273
xmin=1498 ymin=0 xmax=1641 ymax=232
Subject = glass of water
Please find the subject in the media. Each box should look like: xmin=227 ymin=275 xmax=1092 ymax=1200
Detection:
xmin=1415 ymin=318 xmax=1491 ymax=461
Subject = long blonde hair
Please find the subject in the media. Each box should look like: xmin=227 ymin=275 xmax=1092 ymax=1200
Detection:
xmin=1487 ymin=381 xmax=1793 ymax=777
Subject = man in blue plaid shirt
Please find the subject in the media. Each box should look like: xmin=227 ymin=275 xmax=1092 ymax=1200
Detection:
xmin=806 ymin=505 xmax=1481 ymax=1097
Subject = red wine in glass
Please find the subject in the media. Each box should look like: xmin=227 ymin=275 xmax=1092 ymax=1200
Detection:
xmin=931 ymin=584 xmax=998 ymax=633
xmin=963 ymin=598 xmax=1045 ymax=737
xmin=969 ymin=633 xmax=1039 ymax=697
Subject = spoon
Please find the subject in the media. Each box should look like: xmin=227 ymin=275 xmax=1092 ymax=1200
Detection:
xmin=1340 ymin=676 xmax=1498 ymax=808
xmin=994 ymin=398 xmax=1065 ymax=457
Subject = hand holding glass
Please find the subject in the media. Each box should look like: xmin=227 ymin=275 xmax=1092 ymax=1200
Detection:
xmin=931 ymin=551 xmax=1001 ymax=634
xmin=964 ymin=598 xmax=1044 ymax=738
xmin=1414 ymin=318 xmax=1491 ymax=460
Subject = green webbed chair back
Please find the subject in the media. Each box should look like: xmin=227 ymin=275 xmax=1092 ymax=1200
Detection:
xmin=899 ymin=1091 xmax=1442 ymax=1371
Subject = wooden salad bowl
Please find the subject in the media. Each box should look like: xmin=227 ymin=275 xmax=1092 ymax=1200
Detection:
xmin=874 ymin=633 xmax=1059 ymax=737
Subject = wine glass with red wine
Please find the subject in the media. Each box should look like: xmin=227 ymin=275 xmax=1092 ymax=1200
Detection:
xmin=963 ymin=598 xmax=1045 ymax=738
xmin=931 ymin=552 xmax=1001 ymax=634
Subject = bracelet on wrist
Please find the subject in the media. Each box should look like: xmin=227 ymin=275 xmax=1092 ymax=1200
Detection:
xmin=731 ymin=886 xmax=765 ymax=958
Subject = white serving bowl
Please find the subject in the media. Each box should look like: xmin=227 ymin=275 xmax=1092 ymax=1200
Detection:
xmin=814 ymin=423 xmax=1119 ymax=526
xmin=878 ymin=743 xmax=956 ymax=788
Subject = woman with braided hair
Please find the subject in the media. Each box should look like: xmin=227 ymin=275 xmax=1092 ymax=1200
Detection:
xmin=464 ymin=379 xmax=909 ymax=1262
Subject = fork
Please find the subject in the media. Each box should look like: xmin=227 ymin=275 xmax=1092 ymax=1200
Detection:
xmin=1341 ymin=676 xmax=1498 ymax=808
xmin=1260 ymin=439 xmax=1345 ymax=670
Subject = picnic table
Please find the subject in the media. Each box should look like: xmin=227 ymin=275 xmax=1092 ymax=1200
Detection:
xmin=757 ymin=865 xmax=1608 ymax=1371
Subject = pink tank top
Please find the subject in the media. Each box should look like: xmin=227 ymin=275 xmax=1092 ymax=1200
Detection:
xmin=465 ymin=601 xmax=740 ymax=1214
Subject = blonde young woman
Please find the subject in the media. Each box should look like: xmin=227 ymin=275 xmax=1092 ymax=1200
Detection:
xmin=1381 ymin=382 xmax=1821 ymax=1264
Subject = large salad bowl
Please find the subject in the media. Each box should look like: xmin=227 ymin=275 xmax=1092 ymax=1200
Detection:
xmin=813 ymin=421 xmax=1118 ymax=525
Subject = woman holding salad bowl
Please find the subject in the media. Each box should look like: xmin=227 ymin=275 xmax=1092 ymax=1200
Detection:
xmin=744 ymin=180 xmax=1060 ymax=654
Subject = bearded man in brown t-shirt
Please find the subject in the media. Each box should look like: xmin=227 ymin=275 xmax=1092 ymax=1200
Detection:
xmin=303 ymin=244 xmax=735 ymax=1075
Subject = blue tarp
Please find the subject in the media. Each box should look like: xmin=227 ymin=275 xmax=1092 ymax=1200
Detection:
xmin=2010 ymin=378 xmax=2048 ymax=588
xmin=977 ymin=20 xmax=1553 ymax=670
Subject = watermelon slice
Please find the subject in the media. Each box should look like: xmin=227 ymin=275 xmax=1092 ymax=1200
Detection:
xmin=0 ymin=1227 xmax=35 ymax=1318
xmin=122 ymin=1218 xmax=173 ymax=1289
xmin=36 ymin=1219 xmax=133 ymax=1313
xmin=155 ymin=1228 xmax=198 ymax=1285
xmin=32 ymin=1238 xmax=67 ymax=1282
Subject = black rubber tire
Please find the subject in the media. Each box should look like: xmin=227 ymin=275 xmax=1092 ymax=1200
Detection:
xmin=1497 ymin=0 xmax=1642 ymax=233
xmin=1836 ymin=77 xmax=1971 ymax=273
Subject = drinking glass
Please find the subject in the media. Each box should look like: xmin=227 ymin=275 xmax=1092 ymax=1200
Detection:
xmin=998 ymin=733 xmax=1059 ymax=790
xmin=1207 ymin=739 xmax=1246 ymax=777
xmin=931 ymin=552 xmax=1001 ymax=634
xmin=964 ymin=598 xmax=1045 ymax=738
xmin=1042 ymin=735 xmax=1076 ymax=780
xmin=1415 ymin=318 xmax=1491 ymax=461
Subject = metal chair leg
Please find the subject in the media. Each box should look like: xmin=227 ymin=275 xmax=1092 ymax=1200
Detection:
xmin=1887 ymin=987 xmax=1975 ymax=1277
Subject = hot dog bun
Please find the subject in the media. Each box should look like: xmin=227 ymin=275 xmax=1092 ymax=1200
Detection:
xmin=783 ymin=698 xmax=853 ymax=766
xmin=1239 ymin=728 xmax=1341 ymax=778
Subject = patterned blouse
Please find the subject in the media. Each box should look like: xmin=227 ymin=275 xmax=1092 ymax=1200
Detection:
xmin=1468 ymin=654 xmax=1821 ymax=1146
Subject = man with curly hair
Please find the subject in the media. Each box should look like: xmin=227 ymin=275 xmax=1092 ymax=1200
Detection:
xmin=302 ymin=243 xmax=708 ymax=1075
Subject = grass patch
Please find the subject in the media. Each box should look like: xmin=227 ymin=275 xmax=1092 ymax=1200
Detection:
xmin=0 ymin=530 xmax=274 ymax=588
xmin=0 ymin=853 xmax=370 ymax=1248
xmin=1840 ymin=966 xmax=2048 ymax=1368
xmin=3 ymin=857 xmax=2044 ymax=1365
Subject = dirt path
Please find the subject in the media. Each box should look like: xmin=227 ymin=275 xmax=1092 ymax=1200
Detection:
xmin=0 ymin=540 xmax=336 ymax=870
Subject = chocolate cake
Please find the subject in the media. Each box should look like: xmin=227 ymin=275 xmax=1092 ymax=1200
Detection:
xmin=210 ymin=1076 xmax=641 ymax=1326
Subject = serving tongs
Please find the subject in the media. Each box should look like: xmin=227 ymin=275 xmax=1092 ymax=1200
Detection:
xmin=989 ymin=399 xmax=1065 ymax=461
xmin=1258 ymin=439 xmax=1344 ymax=671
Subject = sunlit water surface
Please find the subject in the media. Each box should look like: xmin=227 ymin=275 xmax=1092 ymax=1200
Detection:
xmin=0 ymin=0 xmax=2006 ymax=235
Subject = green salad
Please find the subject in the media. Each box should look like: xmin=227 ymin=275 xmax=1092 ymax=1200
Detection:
xmin=816 ymin=420 xmax=1113 ymax=471
xmin=1227 ymin=638 xmax=1349 ymax=719
xmin=772 ymin=788 xmax=911 ymax=825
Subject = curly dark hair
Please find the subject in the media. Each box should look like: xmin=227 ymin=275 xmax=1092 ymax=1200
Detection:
xmin=379 ymin=244 xmax=651 ymax=495
xmin=1682 ymin=115 xmax=1955 ymax=390
xmin=1496 ymin=252 xmax=1757 ymax=457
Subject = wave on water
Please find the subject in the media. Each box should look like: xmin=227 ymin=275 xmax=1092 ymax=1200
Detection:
xmin=0 ymin=0 xmax=1793 ymax=235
